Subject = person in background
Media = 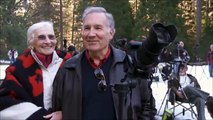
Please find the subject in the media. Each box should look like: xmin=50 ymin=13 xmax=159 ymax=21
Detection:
xmin=7 ymin=48 xmax=18 ymax=64
xmin=171 ymin=41 xmax=190 ymax=76
xmin=68 ymin=44 xmax=79 ymax=56
xmin=207 ymin=44 xmax=213 ymax=77
xmin=63 ymin=39 xmax=68 ymax=51
xmin=169 ymin=63 xmax=211 ymax=120
xmin=51 ymin=6 xmax=177 ymax=120
xmin=206 ymin=96 xmax=213 ymax=118
xmin=0 ymin=21 xmax=71 ymax=120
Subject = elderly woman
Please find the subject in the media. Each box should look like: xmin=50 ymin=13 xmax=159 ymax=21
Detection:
xmin=0 ymin=21 xmax=71 ymax=119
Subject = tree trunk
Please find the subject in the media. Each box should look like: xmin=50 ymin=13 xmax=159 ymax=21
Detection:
xmin=194 ymin=0 xmax=202 ymax=49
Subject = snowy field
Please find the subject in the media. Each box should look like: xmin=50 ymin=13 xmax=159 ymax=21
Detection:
xmin=153 ymin=64 xmax=213 ymax=120
xmin=0 ymin=64 xmax=213 ymax=119
xmin=0 ymin=65 xmax=8 ymax=80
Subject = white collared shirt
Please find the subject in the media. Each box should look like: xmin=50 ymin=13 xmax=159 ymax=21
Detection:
xmin=179 ymin=75 xmax=194 ymax=90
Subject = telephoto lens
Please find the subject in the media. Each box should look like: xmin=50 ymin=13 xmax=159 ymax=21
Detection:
xmin=137 ymin=23 xmax=177 ymax=66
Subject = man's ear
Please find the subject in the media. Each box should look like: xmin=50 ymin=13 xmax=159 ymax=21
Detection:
xmin=109 ymin=28 xmax=115 ymax=36
xmin=109 ymin=28 xmax=115 ymax=39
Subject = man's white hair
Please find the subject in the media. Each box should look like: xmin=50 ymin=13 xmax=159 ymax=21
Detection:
xmin=82 ymin=6 xmax=115 ymax=31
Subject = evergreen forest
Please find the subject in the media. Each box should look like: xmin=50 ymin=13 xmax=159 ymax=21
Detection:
xmin=0 ymin=0 xmax=213 ymax=62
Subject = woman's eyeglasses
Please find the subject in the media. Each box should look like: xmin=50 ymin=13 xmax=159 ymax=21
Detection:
xmin=94 ymin=68 xmax=107 ymax=92
xmin=37 ymin=34 xmax=55 ymax=40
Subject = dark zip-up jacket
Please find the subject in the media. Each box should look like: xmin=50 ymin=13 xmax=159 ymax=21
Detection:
xmin=52 ymin=46 xmax=156 ymax=120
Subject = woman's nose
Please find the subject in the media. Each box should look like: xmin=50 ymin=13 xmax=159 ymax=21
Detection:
xmin=44 ymin=37 xmax=51 ymax=43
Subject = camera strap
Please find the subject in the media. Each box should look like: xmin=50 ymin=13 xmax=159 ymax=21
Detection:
xmin=123 ymin=54 xmax=134 ymax=75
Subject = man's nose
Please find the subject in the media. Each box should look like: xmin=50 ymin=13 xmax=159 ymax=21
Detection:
xmin=88 ymin=28 xmax=96 ymax=37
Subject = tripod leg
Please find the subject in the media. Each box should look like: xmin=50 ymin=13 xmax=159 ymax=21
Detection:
xmin=162 ymin=88 xmax=171 ymax=112
xmin=157 ymin=88 xmax=170 ymax=115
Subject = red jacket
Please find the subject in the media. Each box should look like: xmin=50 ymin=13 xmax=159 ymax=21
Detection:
xmin=207 ymin=50 xmax=213 ymax=64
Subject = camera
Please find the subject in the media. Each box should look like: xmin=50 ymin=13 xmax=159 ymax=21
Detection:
xmin=136 ymin=23 xmax=177 ymax=65
xmin=112 ymin=23 xmax=177 ymax=119
xmin=113 ymin=23 xmax=177 ymax=77
xmin=112 ymin=23 xmax=177 ymax=94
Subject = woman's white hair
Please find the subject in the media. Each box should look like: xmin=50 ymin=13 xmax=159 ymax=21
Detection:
xmin=27 ymin=21 xmax=54 ymax=47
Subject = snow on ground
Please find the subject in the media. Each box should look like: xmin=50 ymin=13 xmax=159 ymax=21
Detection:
xmin=153 ymin=64 xmax=213 ymax=120
xmin=0 ymin=65 xmax=8 ymax=80
xmin=0 ymin=64 xmax=213 ymax=119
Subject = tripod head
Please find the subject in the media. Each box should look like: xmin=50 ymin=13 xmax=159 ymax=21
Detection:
xmin=113 ymin=79 xmax=137 ymax=94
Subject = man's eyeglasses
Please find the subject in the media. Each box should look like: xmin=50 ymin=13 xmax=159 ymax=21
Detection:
xmin=37 ymin=34 xmax=55 ymax=40
xmin=94 ymin=68 xmax=107 ymax=92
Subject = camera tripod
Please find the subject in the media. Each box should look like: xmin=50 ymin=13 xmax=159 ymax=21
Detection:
xmin=157 ymin=64 xmax=198 ymax=119
xmin=157 ymin=85 xmax=198 ymax=119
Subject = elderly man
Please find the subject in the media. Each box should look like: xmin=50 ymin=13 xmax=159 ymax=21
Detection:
xmin=51 ymin=6 xmax=177 ymax=120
